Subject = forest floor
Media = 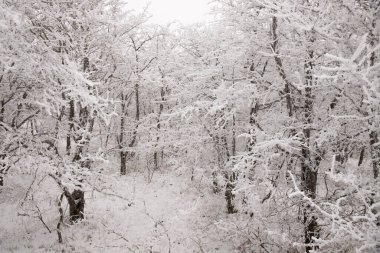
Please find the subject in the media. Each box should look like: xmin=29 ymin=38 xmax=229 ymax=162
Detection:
xmin=0 ymin=168 xmax=240 ymax=253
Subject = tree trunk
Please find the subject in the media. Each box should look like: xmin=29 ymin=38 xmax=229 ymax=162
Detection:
xmin=0 ymin=99 xmax=4 ymax=123
xmin=358 ymin=146 xmax=365 ymax=167
xmin=247 ymin=101 xmax=259 ymax=152
xmin=225 ymin=172 xmax=237 ymax=214
xmin=0 ymin=170 xmax=3 ymax=186
xmin=135 ymin=82 xmax=140 ymax=122
xmin=368 ymin=25 xmax=379 ymax=179
xmin=272 ymin=15 xmax=319 ymax=249
xmin=369 ymin=131 xmax=379 ymax=179
xmin=302 ymin=48 xmax=319 ymax=253
xmin=57 ymin=193 xmax=64 ymax=243
xmin=67 ymin=99 xmax=74 ymax=155
xmin=271 ymin=16 xmax=293 ymax=117
xmin=72 ymin=102 xmax=95 ymax=168
xmin=120 ymin=151 xmax=127 ymax=175
xmin=154 ymin=85 xmax=165 ymax=171
xmin=64 ymin=187 xmax=84 ymax=222
xmin=232 ymin=114 xmax=236 ymax=156
xmin=119 ymin=92 xmax=127 ymax=175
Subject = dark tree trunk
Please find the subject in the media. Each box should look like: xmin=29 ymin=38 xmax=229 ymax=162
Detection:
xmin=0 ymin=160 xmax=10 ymax=187
xmin=302 ymin=48 xmax=319 ymax=253
xmin=232 ymin=114 xmax=236 ymax=156
xmin=225 ymin=172 xmax=237 ymax=214
xmin=0 ymin=99 xmax=4 ymax=123
xmin=0 ymin=152 xmax=5 ymax=186
xmin=369 ymin=131 xmax=379 ymax=179
xmin=67 ymin=99 xmax=74 ymax=155
xmin=120 ymin=82 xmax=140 ymax=163
xmin=247 ymin=101 xmax=259 ymax=152
xmin=119 ymin=92 xmax=127 ymax=175
xmin=368 ymin=26 xmax=379 ymax=179
xmin=358 ymin=146 xmax=365 ymax=167
xmin=0 ymin=97 xmax=10 ymax=186
xmin=64 ymin=187 xmax=85 ymax=222
xmin=120 ymin=151 xmax=127 ymax=175
xmin=72 ymin=103 xmax=95 ymax=168
xmin=154 ymin=85 xmax=165 ymax=171
xmin=135 ymin=82 xmax=140 ymax=122
xmin=271 ymin=16 xmax=293 ymax=117
xmin=57 ymin=193 xmax=64 ymax=243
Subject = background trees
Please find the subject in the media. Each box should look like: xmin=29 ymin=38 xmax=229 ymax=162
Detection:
xmin=209 ymin=0 xmax=380 ymax=252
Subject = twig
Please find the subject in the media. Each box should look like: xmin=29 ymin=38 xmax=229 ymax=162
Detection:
xmin=35 ymin=204 xmax=52 ymax=233
xmin=142 ymin=201 xmax=172 ymax=253
xmin=189 ymin=237 xmax=205 ymax=253
xmin=20 ymin=167 xmax=39 ymax=207
xmin=100 ymin=222 xmax=136 ymax=252
xmin=85 ymin=179 xmax=133 ymax=204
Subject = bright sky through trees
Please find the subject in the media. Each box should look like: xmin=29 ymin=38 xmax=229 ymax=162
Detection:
xmin=125 ymin=0 xmax=212 ymax=25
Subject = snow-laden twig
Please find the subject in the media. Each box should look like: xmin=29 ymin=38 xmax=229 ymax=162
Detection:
xmin=287 ymin=167 xmax=379 ymax=251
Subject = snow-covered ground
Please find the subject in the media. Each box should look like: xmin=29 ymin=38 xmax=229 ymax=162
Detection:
xmin=0 ymin=171 xmax=238 ymax=253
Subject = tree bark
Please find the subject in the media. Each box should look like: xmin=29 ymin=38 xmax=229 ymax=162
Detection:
xmin=57 ymin=193 xmax=64 ymax=243
xmin=271 ymin=16 xmax=293 ymax=117
xmin=120 ymin=92 xmax=127 ymax=175
xmin=369 ymin=131 xmax=379 ymax=179
xmin=302 ymin=48 xmax=319 ymax=253
xmin=271 ymin=15 xmax=319 ymax=251
xmin=232 ymin=114 xmax=236 ymax=157
xmin=247 ymin=101 xmax=259 ymax=152
xmin=368 ymin=24 xmax=379 ymax=179
xmin=63 ymin=187 xmax=84 ymax=222
xmin=154 ymin=85 xmax=165 ymax=171
xmin=67 ymin=99 xmax=74 ymax=155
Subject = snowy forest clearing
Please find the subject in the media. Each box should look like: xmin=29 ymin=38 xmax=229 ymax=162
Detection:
xmin=0 ymin=170 xmax=233 ymax=253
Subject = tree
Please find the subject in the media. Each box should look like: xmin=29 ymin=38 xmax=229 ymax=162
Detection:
xmin=0 ymin=0 xmax=135 ymax=240
xmin=211 ymin=0 xmax=380 ymax=252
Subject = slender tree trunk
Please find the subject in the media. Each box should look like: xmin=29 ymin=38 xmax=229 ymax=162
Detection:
xmin=368 ymin=25 xmax=379 ymax=179
xmin=369 ymin=131 xmax=379 ymax=179
xmin=0 ymin=99 xmax=4 ymax=123
xmin=135 ymin=82 xmax=140 ymax=122
xmin=126 ymin=82 xmax=140 ymax=150
xmin=120 ymin=93 xmax=127 ymax=175
xmin=0 ymin=167 xmax=4 ymax=186
xmin=271 ymin=16 xmax=293 ymax=117
xmin=232 ymin=114 xmax=236 ymax=157
xmin=120 ymin=151 xmax=127 ymax=175
xmin=67 ymin=99 xmax=74 ymax=155
xmin=271 ymin=15 xmax=319 ymax=251
xmin=358 ymin=147 xmax=365 ymax=166
xmin=154 ymin=86 xmax=165 ymax=171
xmin=247 ymin=101 xmax=259 ymax=152
xmin=57 ymin=193 xmax=64 ymax=243
xmin=0 ymin=99 xmax=5 ymax=186
xmin=302 ymin=49 xmax=319 ymax=253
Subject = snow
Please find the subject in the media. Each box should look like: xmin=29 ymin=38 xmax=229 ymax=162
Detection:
xmin=1 ymin=0 xmax=380 ymax=252
xmin=0 ymin=171 xmax=237 ymax=253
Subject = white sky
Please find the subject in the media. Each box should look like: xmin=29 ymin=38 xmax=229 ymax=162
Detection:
xmin=125 ymin=0 xmax=212 ymax=25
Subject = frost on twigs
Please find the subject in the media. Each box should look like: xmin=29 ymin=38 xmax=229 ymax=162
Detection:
xmin=288 ymin=162 xmax=379 ymax=253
